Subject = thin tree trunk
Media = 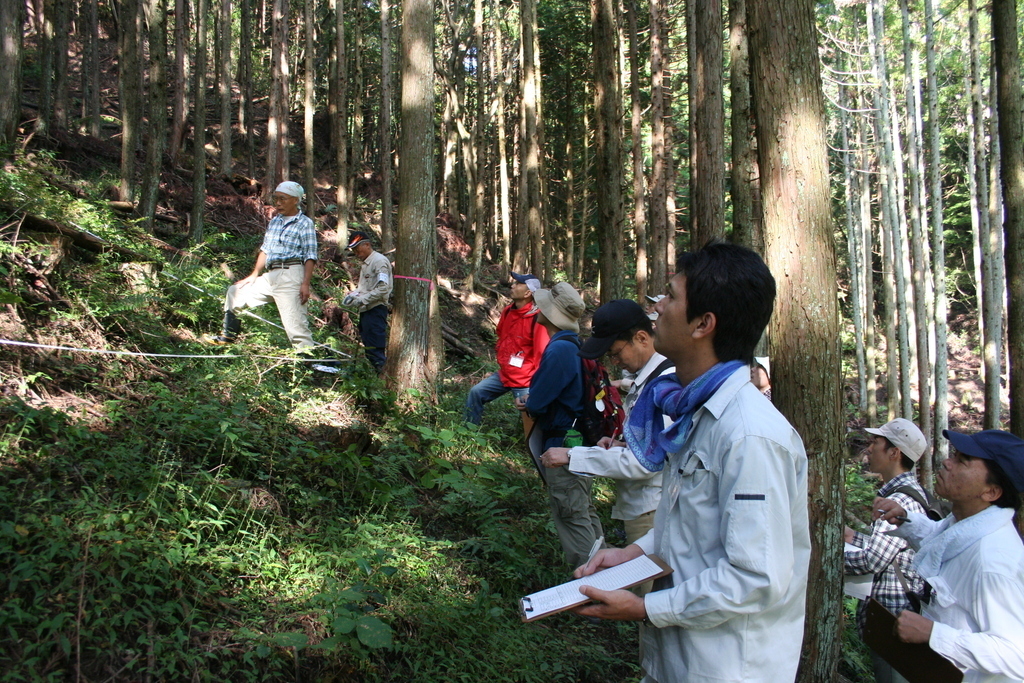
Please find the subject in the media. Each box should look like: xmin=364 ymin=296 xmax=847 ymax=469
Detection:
xmin=649 ymin=0 xmax=668 ymax=291
xmin=0 ymin=0 xmax=23 ymax=145
xmin=521 ymin=0 xmax=544 ymax=279
xmin=627 ymin=0 xmax=647 ymax=300
xmin=52 ymin=0 xmax=69 ymax=129
xmin=239 ymin=0 xmax=254 ymax=175
xmin=993 ymin=0 xmax=1024 ymax=434
xmin=380 ymin=0 xmax=393 ymax=251
xmin=493 ymin=0 xmax=511 ymax=269
xmin=900 ymin=0 xmax=933 ymax=468
xmin=139 ymin=0 xmax=168 ymax=232
xmin=37 ymin=0 xmax=53 ymax=135
xmin=984 ymin=77 xmax=1004 ymax=429
xmin=219 ymin=0 xmax=232 ymax=175
xmin=578 ymin=85 xmax=591 ymax=282
xmin=348 ymin=0 xmax=364 ymax=209
xmin=860 ymin=117 xmax=879 ymax=427
xmin=748 ymin=0 xmax=843 ymax=676
xmin=168 ymin=0 xmax=188 ymax=163
xmin=925 ymin=0 xmax=947 ymax=471
xmin=689 ymin=0 xmax=724 ymax=247
xmin=190 ymin=0 xmax=208 ymax=243
xmin=333 ymin=0 xmax=348 ymax=237
xmin=593 ymin=0 xmax=624 ymax=302
xmin=87 ymin=0 xmax=101 ymax=137
xmin=385 ymin=0 xmax=440 ymax=393
xmin=119 ymin=0 xmax=142 ymax=201
xmin=467 ymin=0 xmax=487 ymax=288
xmin=729 ymin=0 xmax=757 ymax=250
xmin=303 ymin=0 xmax=314 ymax=205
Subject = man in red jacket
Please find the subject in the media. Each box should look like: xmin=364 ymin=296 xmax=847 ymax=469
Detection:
xmin=464 ymin=272 xmax=549 ymax=433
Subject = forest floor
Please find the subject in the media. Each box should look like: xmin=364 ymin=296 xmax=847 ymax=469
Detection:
xmin=0 ymin=129 xmax=1011 ymax=683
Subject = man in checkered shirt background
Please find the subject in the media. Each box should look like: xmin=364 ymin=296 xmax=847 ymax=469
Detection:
xmin=844 ymin=418 xmax=930 ymax=683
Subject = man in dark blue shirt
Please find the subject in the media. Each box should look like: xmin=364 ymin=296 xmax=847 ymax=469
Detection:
xmin=517 ymin=282 xmax=603 ymax=567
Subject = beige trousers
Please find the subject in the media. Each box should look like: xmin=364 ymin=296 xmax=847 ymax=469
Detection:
xmin=225 ymin=265 xmax=314 ymax=349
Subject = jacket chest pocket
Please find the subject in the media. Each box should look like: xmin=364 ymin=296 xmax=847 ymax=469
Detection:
xmin=665 ymin=448 xmax=713 ymax=509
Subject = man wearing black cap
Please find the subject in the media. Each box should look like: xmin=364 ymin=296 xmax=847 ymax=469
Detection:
xmin=464 ymin=272 xmax=548 ymax=429
xmin=540 ymin=299 xmax=673 ymax=546
xmin=876 ymin=429 xmax=1024 ymax=682
xmin=343 ymin=230 xmax=392 ymax=372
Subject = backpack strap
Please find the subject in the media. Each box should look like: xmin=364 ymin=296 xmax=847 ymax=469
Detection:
xmin=892 ymin=485 xmax=929 ymax=513
xmin=642 ymin=358 xmax=675 ymax=388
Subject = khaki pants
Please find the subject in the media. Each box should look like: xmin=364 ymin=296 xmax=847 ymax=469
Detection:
xmin=624 ymin=510 xmax=656 ymax=596
xmin=225 ymin=265 xmax=313 ymax=349
xmin=546 ymin=466 xmax=604 ymax=568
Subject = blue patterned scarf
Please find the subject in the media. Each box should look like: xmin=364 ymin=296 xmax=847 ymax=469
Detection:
xmin=624 ymin=360 xmax=745 ymax=471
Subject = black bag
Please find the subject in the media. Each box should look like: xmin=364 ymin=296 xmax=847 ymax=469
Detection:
xmin=893 ymin=485 xmax=951 ymax=521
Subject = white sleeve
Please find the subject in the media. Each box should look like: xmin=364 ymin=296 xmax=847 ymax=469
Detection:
xmin=568 ymin=446 xmax=660 ymax=480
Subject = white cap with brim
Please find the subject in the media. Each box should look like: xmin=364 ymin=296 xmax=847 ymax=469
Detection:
xmin=533 ymin=282 xmax=585 ymax=333
xmin=274 ymin=181 xmax=305 ymax=198
xmin=865 ymin=417 xmax=928 ymax=462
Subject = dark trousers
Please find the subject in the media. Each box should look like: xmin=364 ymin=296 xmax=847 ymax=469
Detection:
xmin=358 ymin=305 xmax=389 ymax=370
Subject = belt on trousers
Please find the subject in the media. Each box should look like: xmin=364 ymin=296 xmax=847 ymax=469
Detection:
xmin=266 ymin=259 xmax=303 ymax=270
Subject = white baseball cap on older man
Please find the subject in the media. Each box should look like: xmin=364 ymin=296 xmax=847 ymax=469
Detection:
xmin=865 ymin=418 xmax=928 ymax=462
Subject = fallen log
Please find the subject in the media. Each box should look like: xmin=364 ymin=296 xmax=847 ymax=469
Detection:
xmin=0 ymin=201 xmax=156 ymax=262
xmin=441 ymin=323 xmax=478 ymax=358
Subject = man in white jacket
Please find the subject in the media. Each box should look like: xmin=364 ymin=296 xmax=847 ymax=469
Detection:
xmin=572 ymin=241 xmax=810 ymax=683
xmin=876 ymin=429 xmax=1024 ymax=683
xmin=540 ymin=299 xmax=672 ymax=546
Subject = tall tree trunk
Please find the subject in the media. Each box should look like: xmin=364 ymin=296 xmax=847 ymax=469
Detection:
xmin=593 ymin=0 xmax=624 ymax=303
xmin=467 ymin=0 xmax=487 ymax=288
xmin=333 ymin=0 xmax=348 ymax=236
xmin=385 ymin=0 xmax=440 ymax=393
xmin=0 ymin=0 xmax=23 ymax=145
xmin=219 ymin=0 xmax=232 ymax=175
xmin=748 ymin=0 xmax=843 ymax=678
xmin=925 ymin=0 xmax=947 ymax=469
xmin=190 ymin=0 xmax=208 ymax=243
xmin=348 ymin=0 xmax=364 ymax=209
xmin=521 ymin=0 xmax=544 ymax=279
xmin=578 ymin=85 xmax=591 ymax=282
xmin=689 ymin=0 xmax=724 ymax=247
xmin=303 ymin=0 xmax=314 ymax=206
xmin=492 ymin=0 xmax=511 ymax=270
xmin=993 ymin=0 xmax=1024 ymax=434
xmin=139 ymin=0 xmax=168 ymax=232
xmin=986 ymin=86 xmax=1005 ymax=430
xmin=120 ymin=0 xmax=142 ymax=201
xmin=900 ymin=0 xmax=933 ymax=471
xmin=86 ymin=0 xmax=101 ymax=137
xmin=380 ymin=0 xmax=394 ymax=251
xmin=267 ymin=0 xmax=290 ymax=192
xmin=729 ymin=0 xmax=757 ymax=250
xmin=627 ymin=0 xmax=647 ymax=300
xmin=649 ymin=0 xmax=669 ymax=291
xmin=169 ymin=0 xmax=189 ymax=163
xmin=37 ymin=0 xmax=53 ymax=135
xmin=239 ymin=0 xmax=255 ymax=174
xmin=51 ymin=0 xmax=69 ymax=129
xmin=857 ymin=99 xmax=879 ymax=427
xmin=839 ymin=64 xmax=868 ymax=420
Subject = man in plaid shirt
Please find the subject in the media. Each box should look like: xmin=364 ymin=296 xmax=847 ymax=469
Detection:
xmin=206 ymin=181 xmax=319 ymax=349
xmin=844 ymin=418 xmax=929 ymax=683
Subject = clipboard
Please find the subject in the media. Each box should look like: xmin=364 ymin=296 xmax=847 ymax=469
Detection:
xmin=862 ymin=598 xmax=963 ymax=683
xmin=519 ymin=554 xmax=673 ymax=622
xmin=526 ymin=423 xmax=548 ymax=485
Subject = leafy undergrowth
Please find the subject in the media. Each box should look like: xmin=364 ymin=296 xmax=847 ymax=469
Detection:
xmin=0 ymin=157 xmax=638 ymax=681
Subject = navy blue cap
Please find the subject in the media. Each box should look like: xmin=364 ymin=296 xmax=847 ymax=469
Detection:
xmin=510 ymin=272 xmax=541 ymax=292
xmin=579 ymin=299 xmax=651 ymax=360
xmin=943 ymin=429 xmax=1024 ymax=494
